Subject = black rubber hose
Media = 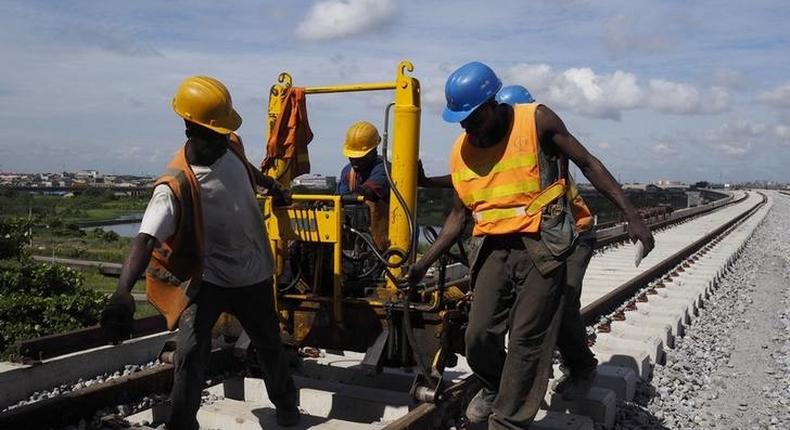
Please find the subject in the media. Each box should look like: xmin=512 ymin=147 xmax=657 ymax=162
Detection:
xmin=380 ymin=102 xmax=417 ymax=267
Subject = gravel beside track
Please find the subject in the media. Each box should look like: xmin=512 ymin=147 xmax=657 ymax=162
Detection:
xmin=614 ymin=193 xmax=790 ymax=429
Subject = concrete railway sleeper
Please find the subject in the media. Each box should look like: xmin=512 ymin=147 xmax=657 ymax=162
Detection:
xmin=0 ymin=191 xmax=770 ymax=429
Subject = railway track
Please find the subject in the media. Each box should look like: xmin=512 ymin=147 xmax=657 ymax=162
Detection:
xmin=0 ymin=190 xmax=771 ymax=430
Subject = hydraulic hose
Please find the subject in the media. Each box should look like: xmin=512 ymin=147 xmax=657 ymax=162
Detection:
xmin=378 ymin=103 xmax=434 ymax=384
xmin=380 ymin=102 xmax=417 ymax=267
xmin=345 ymin=225 xmax=404 ymax=284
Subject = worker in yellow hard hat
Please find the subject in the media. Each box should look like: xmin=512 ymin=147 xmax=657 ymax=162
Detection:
xmin=100 ymin=75 xmax=299 ymax=429
xmin=337 ymin=121 xmax=391 ymax=248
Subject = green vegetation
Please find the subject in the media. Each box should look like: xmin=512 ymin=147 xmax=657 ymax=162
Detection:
xmin=0 ymin=215 xmax=163 ymax=359
xmin=0 ymin=257 xmax=106 ymax=360
xmin=34 ymin=227 xmax=133 ymax=264
xmin=0 ymin=188 xmax=148 ymax=223
xmin=0 ymin=188 xmax=147 ymax=263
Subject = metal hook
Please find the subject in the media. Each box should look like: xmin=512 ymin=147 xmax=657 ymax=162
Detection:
xmin=270 ymin=72 xmax=293 ymax=98
xmin=397 ymin=60 xmax=414 ymax=88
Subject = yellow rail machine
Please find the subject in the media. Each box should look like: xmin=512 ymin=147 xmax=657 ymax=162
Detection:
xmin=262 ymin=61 xmax=469 ymax=396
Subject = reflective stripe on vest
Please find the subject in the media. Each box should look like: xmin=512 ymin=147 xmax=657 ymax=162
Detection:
xmin=450 ymin=104 xmax=559 ymax=236
xmin=452 ymin=153 xmax=538 ymax=182
xmin=471 ymin=179 xmax=566 ymax=222
xmin=460 ymin=179 xmax=541 ymax=206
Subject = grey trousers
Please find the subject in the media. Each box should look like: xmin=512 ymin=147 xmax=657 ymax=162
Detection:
xmin=465 ymin=235 xmax=565 ymax=430
xmin=556 ymin=231 xmax=598 ymax=373
xmin=168 ymin=280 xmax=297 ymax=430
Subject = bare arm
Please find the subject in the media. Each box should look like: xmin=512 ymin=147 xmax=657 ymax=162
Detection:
xmin=536 ymin=105 xmax=655 ymax=254
xmin=406 ymin=192 xmax=469 ymax=283
xmin=247 ymin=161 xmax=277 ymax=189
xmin=116 ymin=233 xmax=157 ymax=294
xmin=103 ymin=232 xmax=156 ymax=339
xmin=247 ymin=161 xmax=291 ymax=205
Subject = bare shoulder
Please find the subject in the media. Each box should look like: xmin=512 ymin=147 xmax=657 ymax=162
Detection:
xmin=535 ymin=104 xmax=564 ymax=130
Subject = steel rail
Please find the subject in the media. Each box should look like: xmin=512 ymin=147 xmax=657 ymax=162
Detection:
xmin=3 ymin=194 xmax=746 ymax=428
xmin=581 ymin=192 xmax=765 ymax=326
xmin=0 ymin=348 xmax=236 ymax=430
xmin=380 ymin=193 xmax=759 ymax=430
xmin=15 ymin=315 xmax=166 ymax=363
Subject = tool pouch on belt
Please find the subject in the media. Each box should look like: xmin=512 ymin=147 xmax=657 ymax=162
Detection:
xmin=540 ymin=198 xmax=577 ymax=257
xmin=534 ymin=156 xmax=578 ymax=257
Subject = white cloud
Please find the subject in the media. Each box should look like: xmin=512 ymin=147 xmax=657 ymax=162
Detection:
xmin=502 ymin=63 xmax=728 ymax=120
xmin=296 ymin=0 xmax=396 ymax=40
xmin=757 ymin=83 xmax=790 ymax=109
xmin=603 ymin=14 xmax=671 ymax=58
xmin=652 ymin=142 xmax=677 ymax=156
xmin=711 ymin=141 xmax=751 ymax=156
xmin=712 ymin=69 xmax=743 ymax=89
xmin=776 ymin=125 xmax=790 ymax=141
xmin=706 ymin=120 xmax=768 ymax=141
xmin=704 ymin=120 xmax=768 ymax=157
xmin=597 ymin=142 xmax=612 ymax=150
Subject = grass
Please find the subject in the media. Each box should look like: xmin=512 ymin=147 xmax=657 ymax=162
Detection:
xmin=32 ymin=228 xmax=133 ymax=263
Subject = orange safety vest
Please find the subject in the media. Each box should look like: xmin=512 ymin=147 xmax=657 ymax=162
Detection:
xmin=449 ymin=104 xmax=567 ymax=236
xmin=146 ymin=133 xmax=257 ymax=329
xmin=567 ymin=180 xmax=594 ymax=232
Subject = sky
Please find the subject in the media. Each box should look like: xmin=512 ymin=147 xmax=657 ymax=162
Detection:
xmin=1 ymin=0 xmax=789 ymax=184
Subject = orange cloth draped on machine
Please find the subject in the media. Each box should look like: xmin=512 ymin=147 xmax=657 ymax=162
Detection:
xmin=262 ymin=87 xmax=314 ymax=182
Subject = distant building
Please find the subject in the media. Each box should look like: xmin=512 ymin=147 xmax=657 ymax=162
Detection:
xmin=653 ymin=180 xmax=689 ymax=192
xmin=75 ymin=170 xmax=99 ymax=180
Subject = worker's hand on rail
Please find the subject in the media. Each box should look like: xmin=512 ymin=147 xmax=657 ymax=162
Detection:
xmin=403 ymin=261 xmax=429 ymax=288
xmin=626 ymin=215 xmax=655 ymax=257
xmin=100 ymin=290 xmax=136 ymax=342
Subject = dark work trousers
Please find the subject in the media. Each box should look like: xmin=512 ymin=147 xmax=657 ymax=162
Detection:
xmin=465 ymin=235 xmax=565 ymax=430
xmin=168 ymin=279 xmax=297 ymax=430
xmin=556 ymin=231 xmax=598 ymax=374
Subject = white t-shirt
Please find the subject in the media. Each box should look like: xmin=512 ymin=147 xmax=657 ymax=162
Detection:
xmin=139 ymin=150 xmax=273 ymax=287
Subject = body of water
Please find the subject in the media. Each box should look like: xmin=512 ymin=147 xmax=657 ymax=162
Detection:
xmin=96 ymin=222 xmax=141 ymax=238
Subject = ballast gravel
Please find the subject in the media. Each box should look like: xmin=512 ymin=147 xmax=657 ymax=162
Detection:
xmin=612 ymin=193 xmax=790 ymax=429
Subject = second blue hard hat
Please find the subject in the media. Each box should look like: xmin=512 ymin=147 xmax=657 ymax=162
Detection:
xmin=443 ymin=62 xmax=502 ymax=123
xmin=496 ymin=85 xmax=535 ymax=105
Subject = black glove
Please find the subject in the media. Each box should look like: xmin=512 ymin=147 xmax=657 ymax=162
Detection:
xmin=270 ymin=183 xmax=292 ymax=207
xmin=100 ymin=290 xmax=136 ymax=342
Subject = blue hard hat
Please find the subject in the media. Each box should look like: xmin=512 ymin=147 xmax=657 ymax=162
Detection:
xmin=442 ymin=62 xmax=502 ymax=123
xmin=496 ymin=85 xmax=535 ymax=105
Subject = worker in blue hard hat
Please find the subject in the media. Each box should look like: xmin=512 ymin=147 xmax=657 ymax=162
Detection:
xmin=407 ymin=61 xmax=655 ymax=429
xmin=496 ymin=83 xmax=601 ymax=401
xmin=416 ymin=84 xmax=536 ymax=189
xmin=495 ymin=84 xmax=535 ymax=105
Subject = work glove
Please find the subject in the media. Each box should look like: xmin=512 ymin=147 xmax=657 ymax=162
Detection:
xmin=100 ymin=290 xmax=135 ymax=342
xmin=270 ymin=183 xmax=292 ymax=207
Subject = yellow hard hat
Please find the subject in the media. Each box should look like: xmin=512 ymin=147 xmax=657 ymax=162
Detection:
xmin=343 ymin=121 xmax=381 ymax=158
xmin=172 ymin=76 xmax=242 ymax=135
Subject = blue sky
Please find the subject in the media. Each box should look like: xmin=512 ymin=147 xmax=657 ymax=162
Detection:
xmin=1 ymin=0 xmax=789 ymax=183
